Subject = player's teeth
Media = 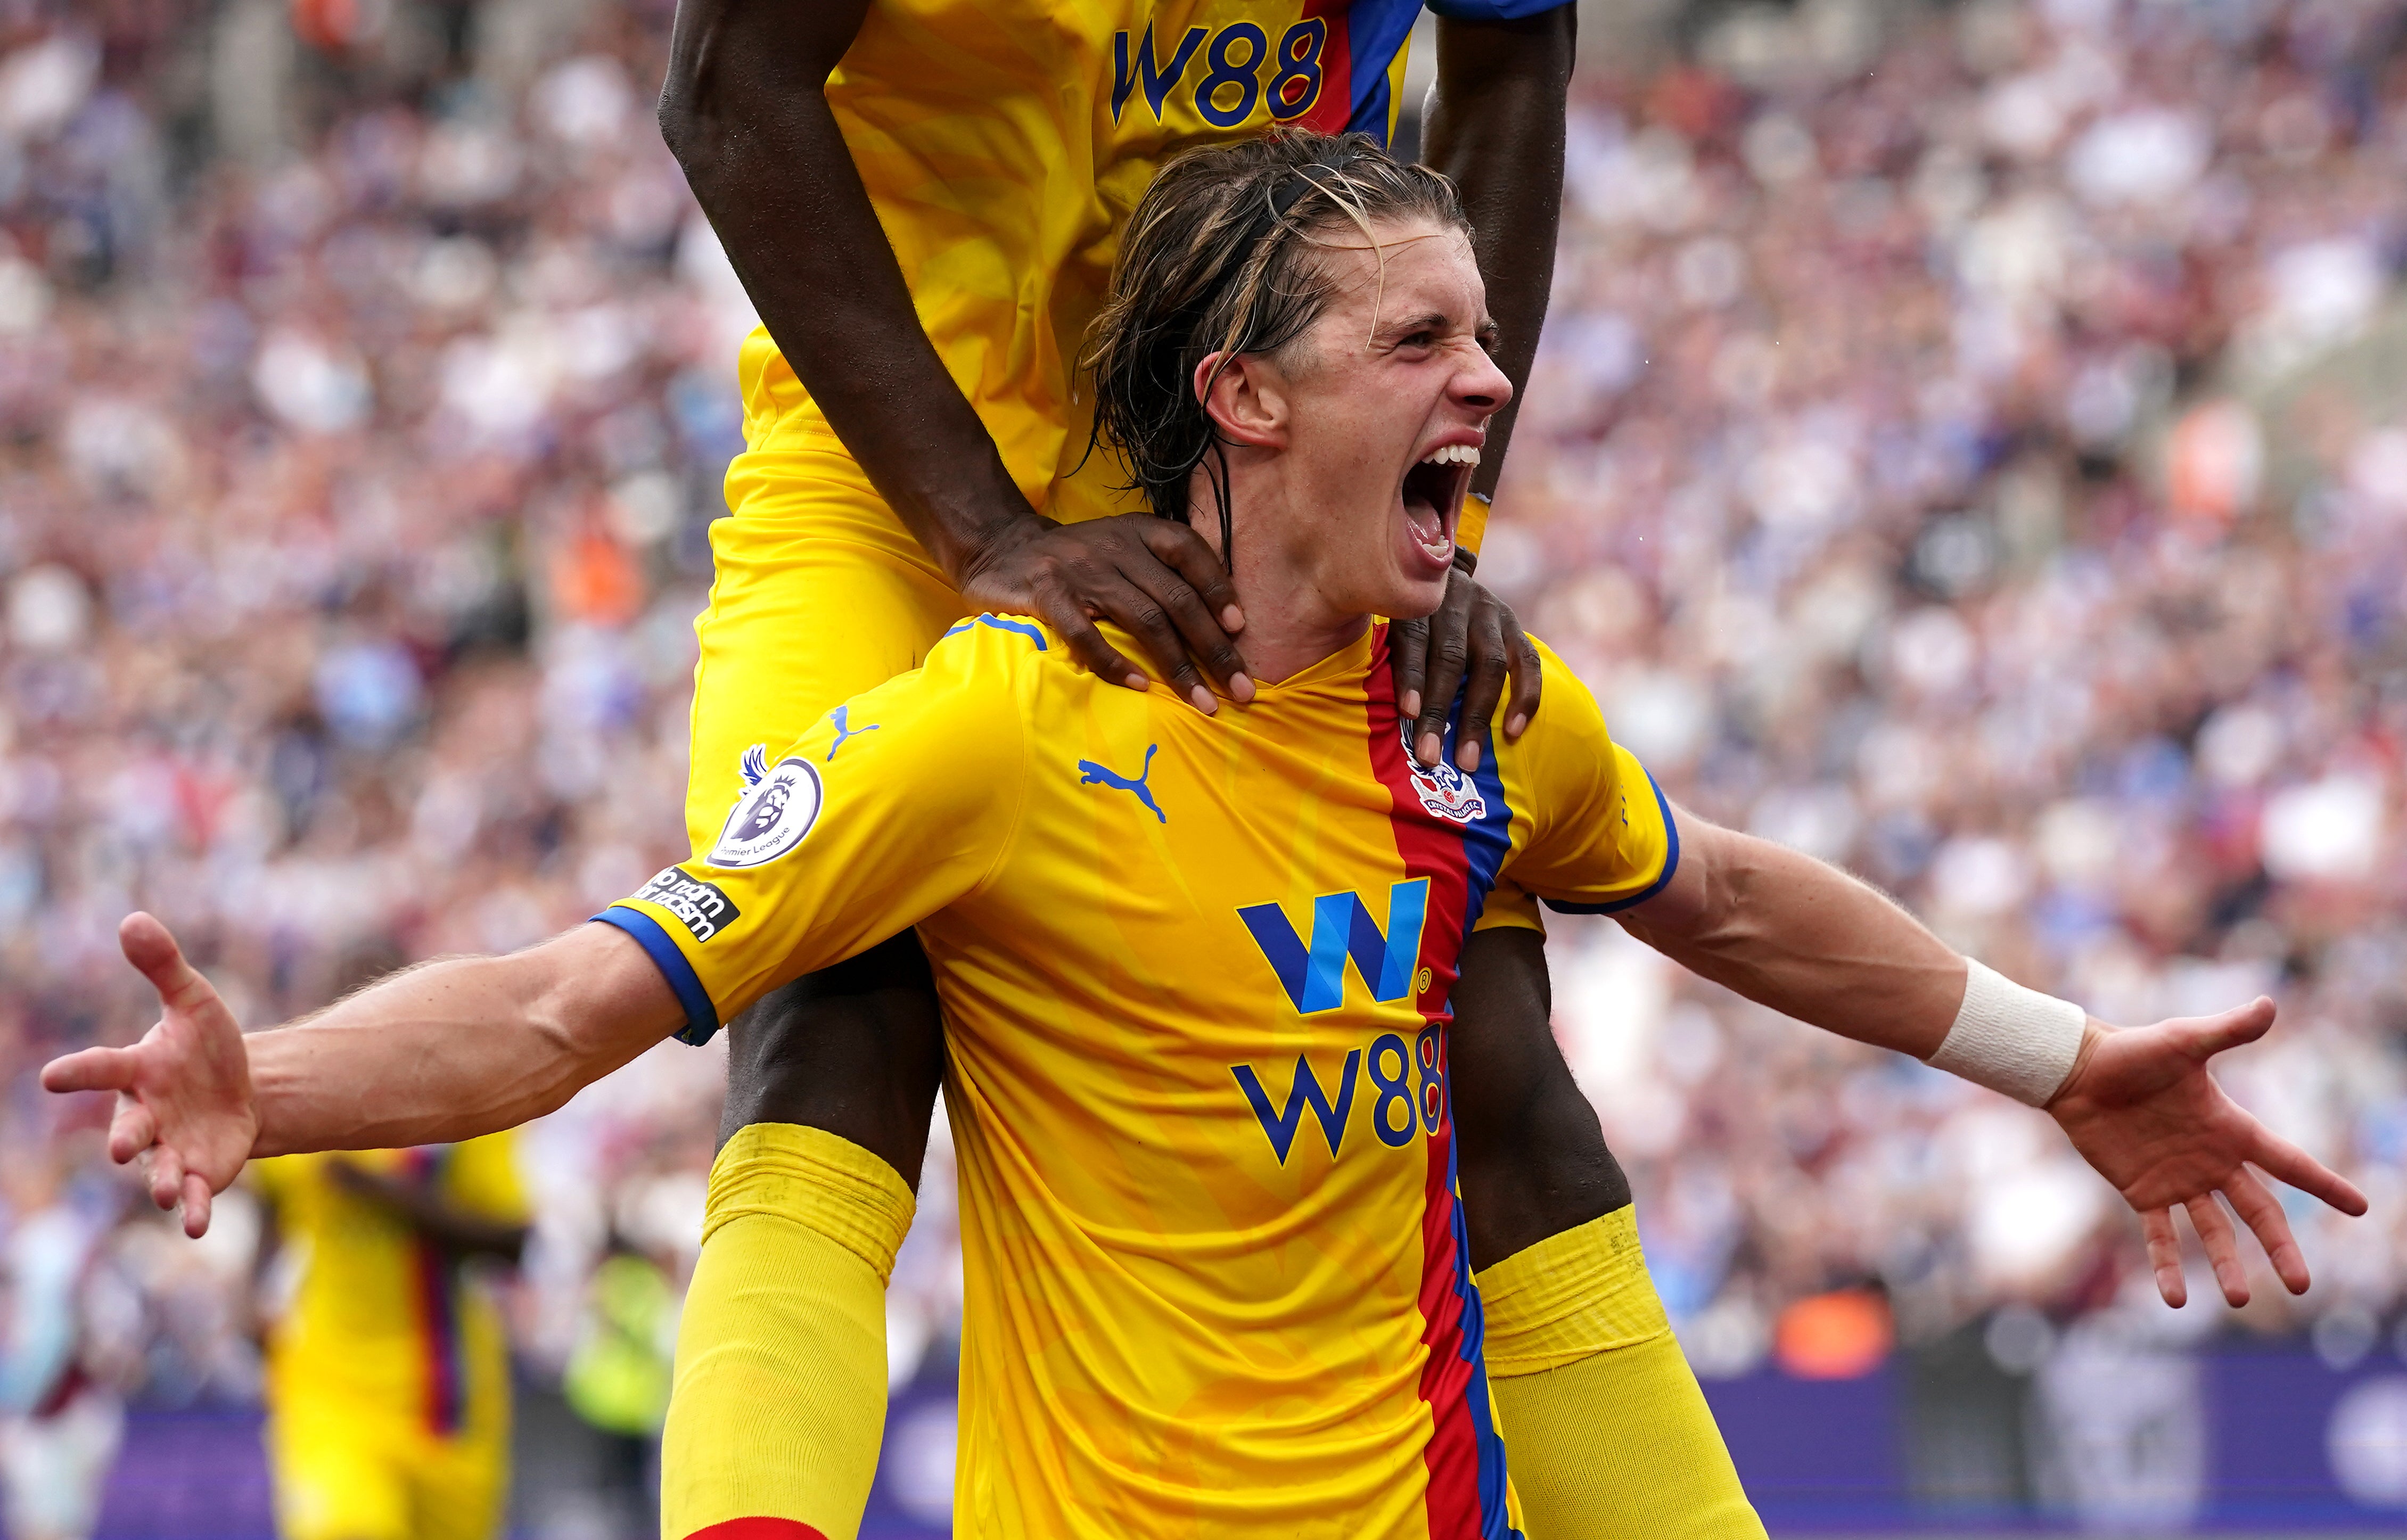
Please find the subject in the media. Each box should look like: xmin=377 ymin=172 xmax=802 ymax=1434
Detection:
xmin=1417 ymin=444 xmax=1481 ymax=467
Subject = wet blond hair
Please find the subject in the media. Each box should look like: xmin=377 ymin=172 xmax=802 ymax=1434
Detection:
xmin=1083 ymin=129 xmax=1469 ymax=547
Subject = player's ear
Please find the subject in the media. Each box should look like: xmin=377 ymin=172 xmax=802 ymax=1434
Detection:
xmin=1194 ymin=351 xmax=1288 ymax=450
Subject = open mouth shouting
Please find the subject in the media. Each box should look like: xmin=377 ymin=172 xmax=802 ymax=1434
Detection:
xmin=1400 ymin=440 xmax=1480 ymax=573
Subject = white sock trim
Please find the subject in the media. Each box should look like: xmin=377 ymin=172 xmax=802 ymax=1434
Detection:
xmin=1928 ymin=959 xmax=2086 ymax=1107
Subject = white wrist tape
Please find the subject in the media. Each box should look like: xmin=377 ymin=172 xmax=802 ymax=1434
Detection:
xmin=1928 ymin=960 xmax=2086 ymax=1107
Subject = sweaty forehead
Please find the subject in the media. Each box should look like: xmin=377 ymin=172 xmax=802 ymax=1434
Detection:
xmin=1314 ymin=220 xmax=1484 ymax=330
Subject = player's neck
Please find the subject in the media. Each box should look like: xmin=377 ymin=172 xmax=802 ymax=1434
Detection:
xmin=1231 ymin=596 xmax=1373 ymax=688
xmin=1202 ymin=481 xmax=1372 ymax=687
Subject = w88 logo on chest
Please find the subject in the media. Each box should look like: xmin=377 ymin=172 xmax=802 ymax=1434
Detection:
xmin=1113 ymin=18 xmax=1330 ymax=130
xmin=1231 ymin=1024 xmax=1449 ymax=1164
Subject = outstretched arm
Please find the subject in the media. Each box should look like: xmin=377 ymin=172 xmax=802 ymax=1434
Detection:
xmin=40 ymin=914 xmax=679 ymax=1236
xmin=246 ymin=921 xmax=679 ymax=1156
xmin=1614 ymin=814 xmax=1966 ymax=1060
xmin=655 ymin=0 xmax=1249 ymax=710
xmin=1617 ymin=809 xmax=2370 ymax=1305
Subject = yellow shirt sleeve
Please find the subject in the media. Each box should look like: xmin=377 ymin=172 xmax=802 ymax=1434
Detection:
xmin=1501 ymin=638 xmax=1680 ymax=914
xmin=599 ymin=617 xmax=1036 ymax=1043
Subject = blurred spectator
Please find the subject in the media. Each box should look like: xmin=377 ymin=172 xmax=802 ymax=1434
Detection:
xmin=0 ymin=0 xmax=741 ymax=1475
xmin=1498 ymin=0 xmax=2407 ymax=1371
xmin=0 ymin=1143 xmax=139 ymax=1540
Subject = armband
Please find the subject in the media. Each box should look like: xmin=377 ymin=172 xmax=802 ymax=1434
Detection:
xmin=1927 ymin=960 xmax=2086 ymax=1107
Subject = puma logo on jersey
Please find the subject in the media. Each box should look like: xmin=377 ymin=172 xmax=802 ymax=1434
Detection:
xmin=826 ymin=705 xmax=878 ymax=762
xmin=1078 ymin=745 xmax=1166 ymax=823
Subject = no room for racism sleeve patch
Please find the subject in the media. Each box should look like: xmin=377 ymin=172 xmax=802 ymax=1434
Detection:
xmin=631 ymin=867 xmax=742 ymax=943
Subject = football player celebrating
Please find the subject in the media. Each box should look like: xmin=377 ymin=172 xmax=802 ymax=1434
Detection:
xmin=641 ymin=0 xmax=1744 ymax=1533
xmin=51 ymin=132 xmax=2364 ymax=1540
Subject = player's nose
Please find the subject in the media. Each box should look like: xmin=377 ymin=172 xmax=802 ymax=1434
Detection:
xmin=1450 ymin=345 xmax=1513 ymax=417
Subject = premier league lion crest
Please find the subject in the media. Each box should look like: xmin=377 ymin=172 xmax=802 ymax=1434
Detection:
xmin=1399 ymin=723 xmax=1487 ymax=825
xmin=711 ymin=744 xmax=824 ymax=867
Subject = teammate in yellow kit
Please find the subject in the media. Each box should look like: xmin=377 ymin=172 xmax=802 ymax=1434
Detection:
xmin=250 ymin=1137 xmax=530 ymax=1540
xmin=54 ymin=131 xmax=2365 ymax=1539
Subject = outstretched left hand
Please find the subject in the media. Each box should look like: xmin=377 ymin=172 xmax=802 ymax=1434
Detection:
xmin=1389 ymin=561 xmax=1542 ymax=773
xmin=2047 ymin=997 xmax=2369 ymax=1308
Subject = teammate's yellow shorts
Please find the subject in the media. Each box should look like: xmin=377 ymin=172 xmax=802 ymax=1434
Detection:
xmin=265 ymin=1398 xmax=507 ymax=1540
xmin=684 ymin=423 xmax=973 ymax=853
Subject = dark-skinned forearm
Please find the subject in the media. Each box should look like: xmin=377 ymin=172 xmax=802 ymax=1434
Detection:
xmin=656 ymin=0 xmax=1033 ymax=580
xmin=1422 ymin=5 xmax=1575 ymax=508
xmin=1617 ymin=821 xmax=1968 ymax=1060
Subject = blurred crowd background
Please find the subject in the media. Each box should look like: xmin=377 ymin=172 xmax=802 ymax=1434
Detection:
xmin=2 ymin=0 xmax=2405 ymax=1530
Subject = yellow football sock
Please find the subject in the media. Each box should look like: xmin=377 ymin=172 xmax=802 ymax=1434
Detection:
xmin=1478 ymin=1208 xmax=1766 ymax=1540
xmin=661 ymin=1123 xmax=916 ymax=1540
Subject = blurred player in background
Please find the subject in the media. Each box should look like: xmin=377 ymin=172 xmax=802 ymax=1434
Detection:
xmin=643 ymin=1 xmax=1724 ymax=1533
xmin=249 ymin=1137 xmax=530 ymax=1540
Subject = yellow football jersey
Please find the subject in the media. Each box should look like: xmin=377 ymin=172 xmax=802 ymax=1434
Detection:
xmin=601 ymin=619 xmax=1672 ymax=1538
xmin=735 ymin=0 xmax=1573 ymax=554
xmin=252 ymin=1137 xmax=529 ymax=1438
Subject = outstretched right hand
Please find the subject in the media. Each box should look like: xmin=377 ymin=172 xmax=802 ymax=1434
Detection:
xmin=41 ymin=912 xmax=257 ymax=1237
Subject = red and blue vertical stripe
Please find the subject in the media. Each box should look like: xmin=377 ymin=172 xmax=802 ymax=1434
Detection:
xmin=1364 ymin=627 xmax=1522 ymax=1539
xmin=1298 ymin=0 xmax=1579 ymax=143
xmin=1290 ymin=0 xmax=1424 ymax=143
xmin=403 ymin=1146 xmax=469 ymax=1437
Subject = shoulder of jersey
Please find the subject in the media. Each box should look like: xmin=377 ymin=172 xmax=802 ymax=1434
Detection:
xmin=933 ymin=613 xmax=1085 ymax=685
xmin=939 ymin=612 xmax=1055 ymax=652
xmin=1497 ymin=629 xmax=1606 ymax=745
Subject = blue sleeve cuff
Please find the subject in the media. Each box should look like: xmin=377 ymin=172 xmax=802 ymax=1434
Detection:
xmin=1542 ymin=769 xmax=1682 ymax=916
xmin=593 ymin=907 xmax=722 ymax=1046
xmin=1425 ymin=0 xmax=1575 ymax=22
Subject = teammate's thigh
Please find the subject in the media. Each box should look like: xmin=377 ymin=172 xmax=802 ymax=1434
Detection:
xmin=686 ymin=457 xmax=970 ymax=852
xmin=1447 ymin=908 xmax=1630 ymax=1272
xmin=266 ymin=1406 xmax=412 ymax=1540
xmin=720 ymin=933 xmax=948 ymax=1180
